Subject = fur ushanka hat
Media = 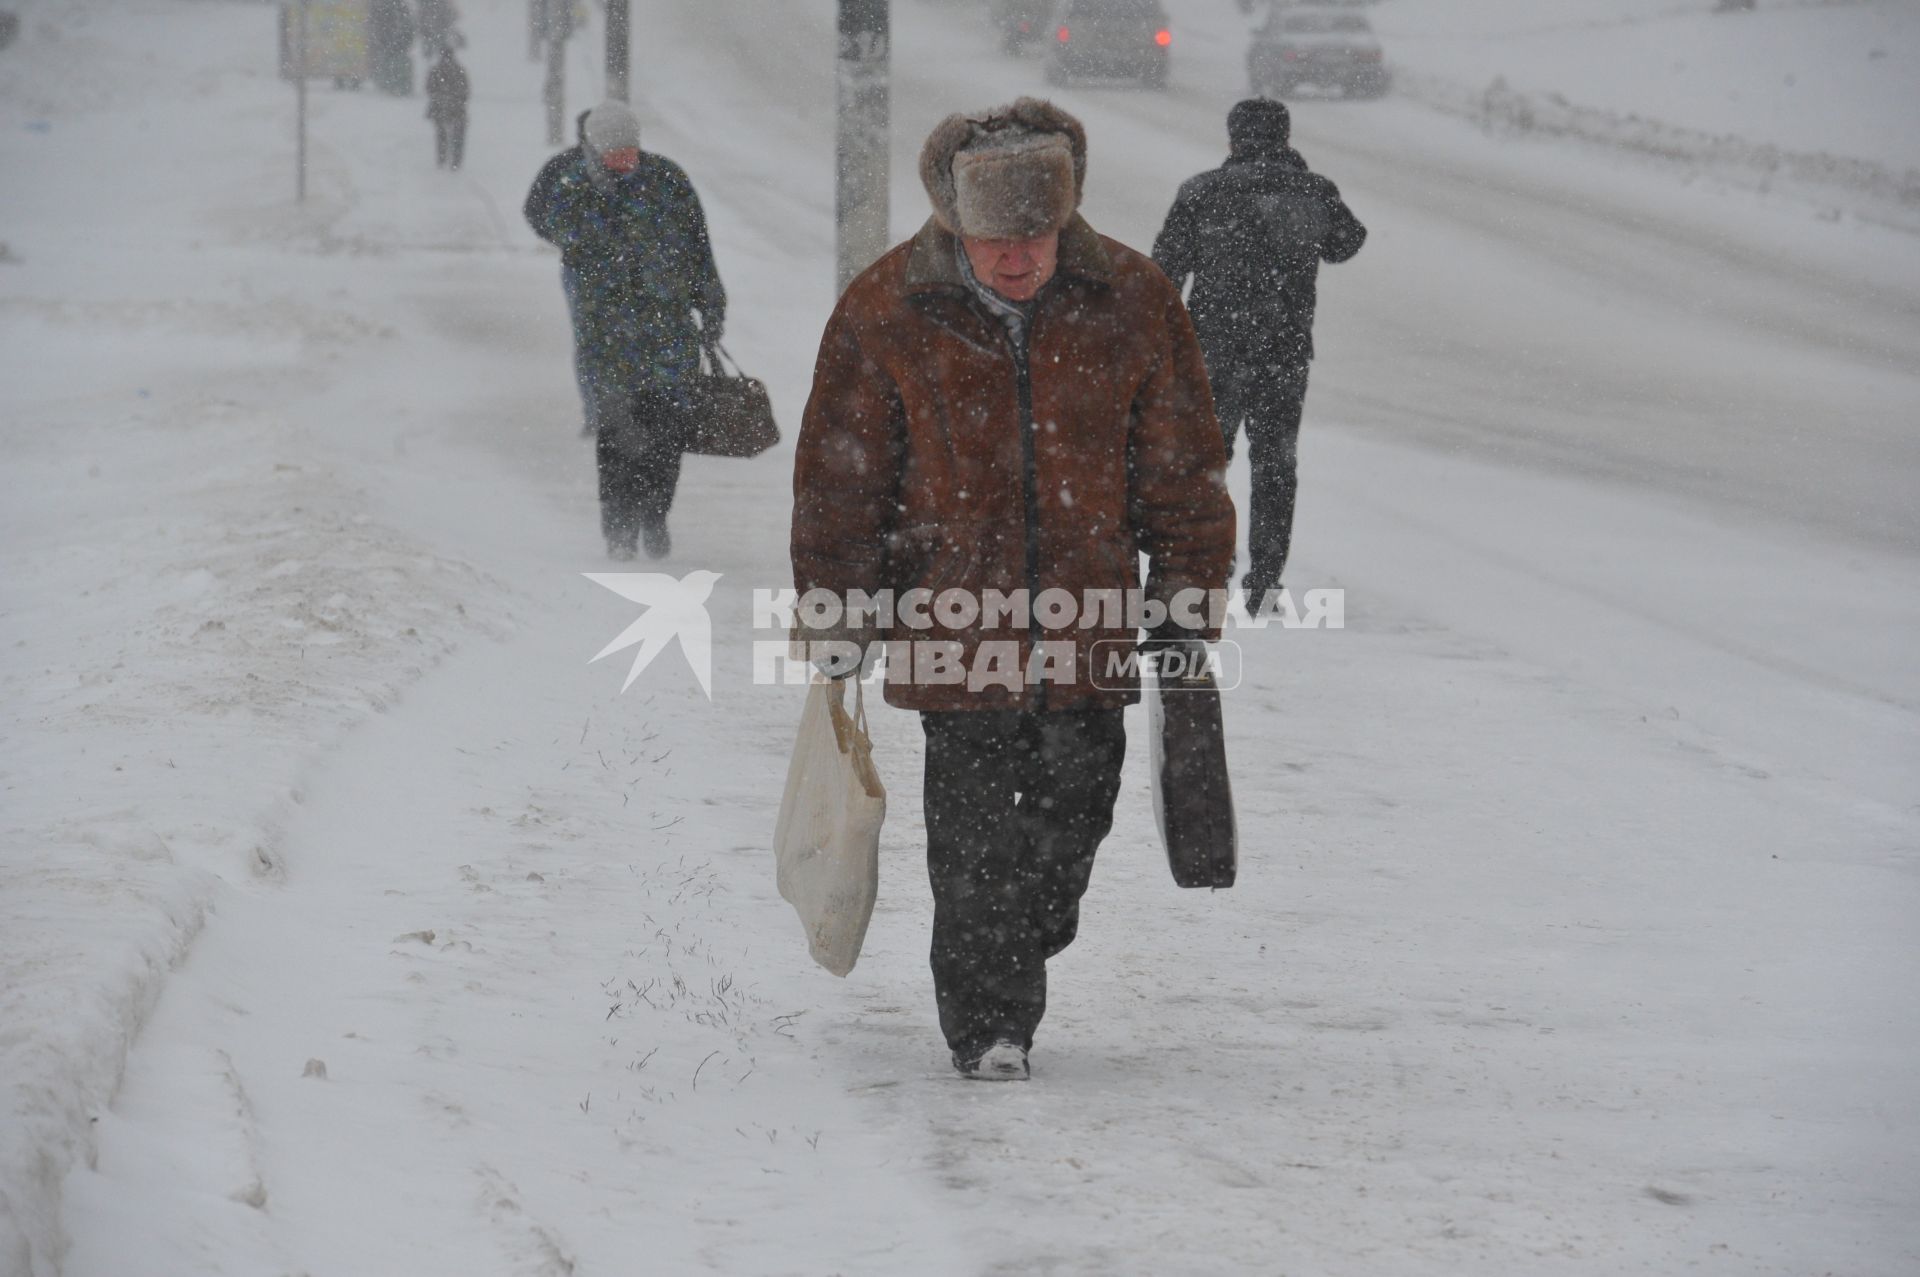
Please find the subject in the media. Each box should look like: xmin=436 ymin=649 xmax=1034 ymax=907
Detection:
xmin=919 ymin=97 xmax=1087 ymax=240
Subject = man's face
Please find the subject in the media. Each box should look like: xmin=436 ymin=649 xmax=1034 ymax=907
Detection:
xmin=961 ymin=231 xmax=1060 ymax=302
xmin=600 ymin=147 xmax=639 ymax=175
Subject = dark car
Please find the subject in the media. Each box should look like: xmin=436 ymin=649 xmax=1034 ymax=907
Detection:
xmin=1045 ymin=0 xmax=1172 ymax=90
xmin=1248 ymin=7 xmax=1389 ymax=99
xmin=991 ymin=0 xmax=1052 ymax=53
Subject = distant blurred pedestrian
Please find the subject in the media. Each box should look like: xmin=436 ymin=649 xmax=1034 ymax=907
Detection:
xmin=416 ymin=0 xmax=459 ymax=60
xmin=369 ymin=0 xmax=416 ymax=96
xmin=522 ymin=101 xmax=727 ymax=560
xmin=425 ymin=48 xmax=469 ymax=169
xmin=1153 ymin=98 xmax=1365 ymax=603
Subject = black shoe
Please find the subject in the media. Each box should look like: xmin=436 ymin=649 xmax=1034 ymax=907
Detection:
xmin=953 ymin=1040 xmax=1030 ymax=1081
xmin=642 ymin=519 xmax=671 ymax=560
xmin=607 ymin=539 xmax=638 ymax=563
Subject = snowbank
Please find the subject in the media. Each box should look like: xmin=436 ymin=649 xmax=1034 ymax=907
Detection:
xmin=1371 ymin=0 xmax=1920 ymax=225
xmin=0 ymin=3 xmax=503 ymax=1270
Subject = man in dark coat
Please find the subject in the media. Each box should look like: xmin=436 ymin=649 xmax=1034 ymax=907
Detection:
xmin=424 ymin=48 xmax=469 ymax=170
xmin=523 ymin=101 xmax=726 ymax=560
xmin=792 ymin=98 xmax=1235 ymax=1081
xmin=1153 ymin=98 xmax=1365 ymax=602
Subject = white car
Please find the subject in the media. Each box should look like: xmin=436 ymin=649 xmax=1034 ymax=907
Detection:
xmin=1247 ymin=7 xmax=1390 ymax=99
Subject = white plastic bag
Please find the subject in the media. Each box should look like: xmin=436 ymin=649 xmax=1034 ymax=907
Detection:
xmin=772 ymin=676 xmax=887 ymax=976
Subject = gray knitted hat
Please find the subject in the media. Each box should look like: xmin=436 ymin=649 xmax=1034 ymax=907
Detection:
xmin=584 ymin=100 xmax=641 ymax=154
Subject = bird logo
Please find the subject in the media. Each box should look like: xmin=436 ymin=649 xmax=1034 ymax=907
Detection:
xmin=584 ymin=570 xmax=722 ymax=698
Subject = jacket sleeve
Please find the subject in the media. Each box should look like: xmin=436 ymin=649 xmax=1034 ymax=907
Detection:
xmin=1127 ymin=281 xmax=1236 ymax=639
xmin=791 ymin=302 xmax=904 ymax=601
xmin=523 ymin=157 xmax=568 ymax=246
xmin=1150 ymin=188 xmax=1199 ymax=291
xmin=1319 ymin=179 xmax=1366 ymax=264
xmin=680 ymin=179 xmax=726 ymax=330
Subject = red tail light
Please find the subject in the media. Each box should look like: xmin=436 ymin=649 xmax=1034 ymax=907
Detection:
xmin=1358 ymin=49 xmax=1382 ymax=61
xmin=1057 ymin=25 xmax=1070 ymax=42
xmin=1282 ymin=49 xmax=1300 ymax=61
xmin=1155 ymin=28 xmax=1172 ymax=47
xmin=1017 ymin=19 xmax=1031 ymax=32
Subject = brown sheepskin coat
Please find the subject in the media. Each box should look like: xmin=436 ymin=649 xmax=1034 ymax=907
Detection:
xmin=790 ymin=214 xmax=1235 ymax=713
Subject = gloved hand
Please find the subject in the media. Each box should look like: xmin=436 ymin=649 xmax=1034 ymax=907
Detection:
xmin=1138 ymin=594 xmax=1210 ymax=678
xmin=1137 ymin=633 xmax=1206 ymax=657
xmin=791 ymin=615 xmax=878 ymax=681
xmin=1140 ymin=580 xmax=1227 ymax=647
xmin=809 ymin=639 xmax=867 ymax=680
xmin=1138 ymin=635 xmax=1212 ymax=685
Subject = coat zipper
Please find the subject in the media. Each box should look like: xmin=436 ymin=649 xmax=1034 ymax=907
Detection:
xmin=1012 ymin=327 xmax=1045 ymax=710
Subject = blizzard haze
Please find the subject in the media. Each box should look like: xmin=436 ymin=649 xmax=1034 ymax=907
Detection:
xmin=2 ymin=1 xmax=1917 ymax=1275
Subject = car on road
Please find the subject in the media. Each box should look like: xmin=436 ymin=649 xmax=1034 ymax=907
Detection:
xmin=990 ymin=0 xmax=1051 ymax=53
xmin=1045 ymin=0 xmax=1172 ymax=90
xmin=1247 ymin=6 xmax=1389 ymax=99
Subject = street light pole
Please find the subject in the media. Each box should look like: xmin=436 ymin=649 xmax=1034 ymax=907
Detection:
xmin=835 ymin=0 xmax=890 ymax=295
xmin=606 ymin=0 xmax=630 ymax=102
xmin=295 ymin=0 xmax=309 ymax=201
xmin=543 ymin=0 xmax=571 ymax=145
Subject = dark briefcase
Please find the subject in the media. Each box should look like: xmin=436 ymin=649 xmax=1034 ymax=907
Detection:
xmin=684 ymin=342 xmax=780 ymax=459
xmin=1148 ymin=650 xmax=1238 ymax=889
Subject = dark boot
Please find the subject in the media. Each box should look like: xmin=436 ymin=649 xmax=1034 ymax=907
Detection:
xmin=642 ymin=517 xmax=671 ymax=560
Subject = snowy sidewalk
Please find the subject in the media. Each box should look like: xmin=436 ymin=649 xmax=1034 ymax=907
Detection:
xmin=5 ymin=0 xmax=1918 ymax=1274
xmin=1 ymin=1 xmax=518 ymax=1268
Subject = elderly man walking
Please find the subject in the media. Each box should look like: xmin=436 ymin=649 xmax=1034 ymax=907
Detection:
xmin=524 ymin=100 xmax=726 ymax=560
xmin=1153 ymin=98 xmax=1365 ymax=603
xmin=791 ymin=99 xmax=1234 ymax=1080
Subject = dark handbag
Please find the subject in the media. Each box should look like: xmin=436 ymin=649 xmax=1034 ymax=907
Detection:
xmin=684 ymin=341 xmax=779 ymax=458
xmin=1148 ymin=650 xmax=1238 ymax=889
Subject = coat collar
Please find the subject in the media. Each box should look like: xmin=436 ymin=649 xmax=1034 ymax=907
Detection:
xmin=1225 ymin=146 xmax=1307 ymax=171
xmin=903 ymin=214 xmax=1113 ymax=297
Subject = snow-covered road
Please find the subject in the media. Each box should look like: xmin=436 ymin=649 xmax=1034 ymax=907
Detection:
xmin=5 ymin=0 xmax=1916 ymax=1274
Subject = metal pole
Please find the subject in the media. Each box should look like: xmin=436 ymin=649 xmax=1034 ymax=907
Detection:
xmin=543 ymin=0 xmax=568 ymax=146
xmin=606 ymin=0 xmax=630 ymax=103
xmin=296 ymin=0 xmax=309 ymax=201
xmin=835 ymin=0 xmax=890 ymax=295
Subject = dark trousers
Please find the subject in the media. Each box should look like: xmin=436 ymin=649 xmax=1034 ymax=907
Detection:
xmin=433 ymin=115 xmax=466 ymax=169
xmin=1211 ymin=358 xmax=1310 ymax=590
xmin=592 ymin=391 xmax=683 ymax=550
xmin=920 ymin=708 xmax=1127 ymax=1056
